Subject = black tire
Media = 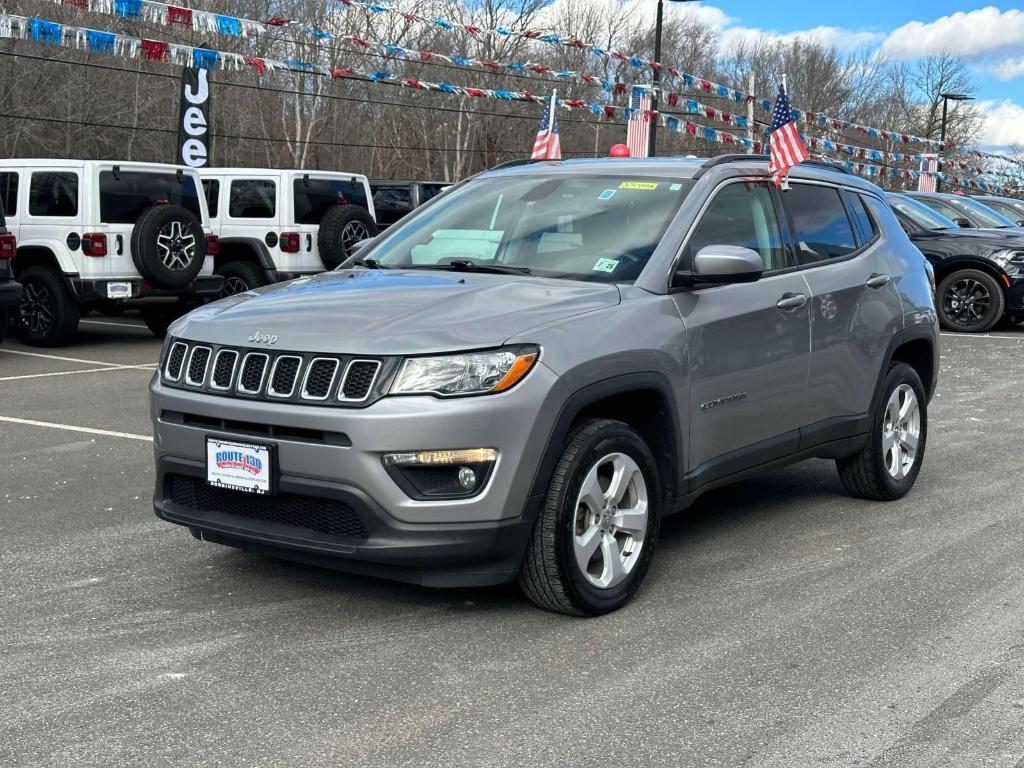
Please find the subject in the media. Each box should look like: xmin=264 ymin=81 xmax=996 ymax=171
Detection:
xmin=936 ymin=268 xmax=1005 ymax=333
xmin=18 ymin=266 xmax=79 ymax=347
xmin=131 ymin=205 xmax=207 ymax=289
xmin=0 ymin=305 xmax=7 ymax=346
xmin=318 ymin=206 xmax=378 ymax=269
xmin=141 ymin=302 xmax=189 ymax=339
xmin=96 ymin=300 xmax=126 ymax=317
xmin=216 ymin=260 xmax=266 ymax=298
xmin=837 ymin=363 xmax=927 ymax=501
xmin=519 ymin=418 xmax=662 ymax=616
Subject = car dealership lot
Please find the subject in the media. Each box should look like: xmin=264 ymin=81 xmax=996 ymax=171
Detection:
xmin=3 ymin=322 xmax=1024 ymax=767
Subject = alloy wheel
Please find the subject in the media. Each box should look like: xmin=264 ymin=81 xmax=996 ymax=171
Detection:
xmin=943 ymin=277 xmax=992 ymax=327
xmin=341 ymin=221 xmax=370 ymax=252
xmin=572 ymin=452 xmax=649 ymax=589
xmin=156 ymin=221 xmax=197 ymax=271
xmin=21 ymin=280 xmax=54 ymax=335
xmin=882 ymin=384 xmax=920 ymax=480
xmin=221 ymin=276 xmax=251 ymax=298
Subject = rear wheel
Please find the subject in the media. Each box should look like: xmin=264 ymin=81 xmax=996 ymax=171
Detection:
xmin=216 ymin=261 xmax=266 ymax=298
xmin=141 ymin=302 xmax=189 ymax=339
xmin=837 ymin=363 xmax=927 ymax=501
xmin=937 ymin=269 xmax=1004 ymax=333
xmin=519 ymin=418 xmax=661 ymax=616
xmin=18 ymin=266 xmax=79 ymax=347
xmin=318 ymin=206 xmax=378 ymax=269
xmin=0 ymin=305 xmax=7 ymax=345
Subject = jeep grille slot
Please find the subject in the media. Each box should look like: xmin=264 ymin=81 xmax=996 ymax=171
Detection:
xmin=165 ymin=342 xmax=188 ymax=381
xmin=210 ymin=350 xmax=238 ymax=390
xmin=302 ymin=358 xmax=339 ymax=400
xmin=268 ymin=355 xmax=302 ymax=398
xmin=238 ymin=353 xmax=269 ymax=394
xmin=339 ymin=360 xmax=380 ymax=401
xmin=185 ymin=347 xmax=212 ymax=387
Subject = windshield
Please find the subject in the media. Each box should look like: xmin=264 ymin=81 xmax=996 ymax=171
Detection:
xmin=366 ymin=174 xmax=693 ymax=282
xmin=887 ymin=195 xmax=958 ymax=230
xmin=920 ymin=195 xmax=1017 ymax=228
xmin=981 ymin=198 xmax=1024 ymax=223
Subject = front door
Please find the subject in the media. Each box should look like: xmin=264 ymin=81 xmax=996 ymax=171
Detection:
xmin=671 ymin=180 xmax=812 ymax=482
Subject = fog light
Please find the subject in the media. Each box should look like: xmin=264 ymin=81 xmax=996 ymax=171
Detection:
xmin=458 ymin=466 xmax=476 ymax=490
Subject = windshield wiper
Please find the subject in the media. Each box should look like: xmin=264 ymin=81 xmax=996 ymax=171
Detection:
xmin=352 ymin=258 xmax=387 ymax=269
xmin=400 ymin=260 xmax=532 ymax=275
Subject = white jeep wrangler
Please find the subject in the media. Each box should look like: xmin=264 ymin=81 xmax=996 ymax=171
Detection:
xmin=199 ymin=169 xmax=378 ymax=296
xmin=0 ymin=159 xmax=221 ymax=345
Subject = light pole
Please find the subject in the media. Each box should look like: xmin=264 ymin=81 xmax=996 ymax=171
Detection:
xmin=649 ymin=0 xmax=698 ymax=157
xmin=937 ymin=92 xmax=974 ymax=192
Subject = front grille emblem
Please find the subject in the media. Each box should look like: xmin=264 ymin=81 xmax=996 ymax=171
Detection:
xmin=248 ymin=331 xmax=279 ymax=347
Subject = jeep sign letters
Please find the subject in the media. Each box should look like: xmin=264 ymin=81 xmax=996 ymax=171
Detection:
xmin=178 ymin=67 xmax=211 ymax=168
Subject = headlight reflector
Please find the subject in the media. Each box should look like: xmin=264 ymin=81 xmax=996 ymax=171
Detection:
xmin=391 ymin=347 xmax=538 ymax=396
xmin=991 ymin=249 xmax=1024 ymax=269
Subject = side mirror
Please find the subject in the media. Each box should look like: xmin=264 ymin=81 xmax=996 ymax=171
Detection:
xmin=674 ymin=245 xmax=764 ymax=287
xmin=1016 ymin=219 xmax=1024 ymax=227
xmin=953 ymin=217 xmax=974 ymax=228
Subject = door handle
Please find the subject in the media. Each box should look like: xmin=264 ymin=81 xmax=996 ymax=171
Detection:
xmin=865 ymin=273 xmax=892 ymax=288
xmin=776 ymin=292 xmax=808 ymax=311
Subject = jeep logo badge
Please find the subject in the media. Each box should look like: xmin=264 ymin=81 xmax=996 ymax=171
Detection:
xmin=248 ymin=331 xmax=279 ymax=347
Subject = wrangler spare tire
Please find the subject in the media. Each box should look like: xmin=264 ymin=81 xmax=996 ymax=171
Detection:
xmin=318 ymin=205 xmax=378 ymax=270
xmin=131 ymin=204 xmax=206 ymax=289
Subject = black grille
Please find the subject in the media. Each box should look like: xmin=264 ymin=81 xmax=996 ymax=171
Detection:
xmin=187 ymin=348 xmax=211 ymax=385
xmin=168 ymin=475 xmax=368 ymax=541
xmin=341 ymin=361 xmax=379 ymax=400
xmin=239 ymin=354 xmax=268 ymax=393
xmin=303 ymin=359 xmax=337 ymax=399
xmin=166 ymin=343 xmax=187 ymax=380
xmin=270 ymin=356 xmax=301 ymax=396
xmin=211 ymin=351 xmax=237 ymax=389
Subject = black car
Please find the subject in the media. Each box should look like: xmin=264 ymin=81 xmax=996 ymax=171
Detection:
xmin=888 ymin=193 xmax=1024 ymax=332
xmin=905 ymin=190 xmax=1023 ymax=232
xmin=369 ymin=180 xmax=450 ymax=229
xmin=974 ymin=195 xmax=1024 ymax=227
xmin=0 ymin=200 xmax=21 ymax=345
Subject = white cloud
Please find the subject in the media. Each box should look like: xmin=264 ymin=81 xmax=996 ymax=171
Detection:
xmin=879 ymin=6 xmax=1024 ymax=61
xmin=991 ymin=57 xmax=1024 ymax=80
xmin=978 ymin=99 xmax=1024 ymax=146
xmin=720 ymin=25 xmax=884 ymax=53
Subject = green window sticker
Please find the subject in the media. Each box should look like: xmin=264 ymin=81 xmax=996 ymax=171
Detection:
xmin=593 ymin=257 xmax=619 ymax=273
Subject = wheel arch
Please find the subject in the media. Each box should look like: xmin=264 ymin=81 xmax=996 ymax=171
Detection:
xmin=931 ymin=256 xmax=1009 ymax=287
xmin=875 ymin=325 xmax=939 ymax=411
xmin=214 ymin=238 xmax=275 ymax=274
xmin=14 ymin=243 xmax=75 ymax=277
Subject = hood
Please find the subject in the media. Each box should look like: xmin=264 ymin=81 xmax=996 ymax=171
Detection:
xmin=911 ymin=228 xmax=1024 ymax=252
xmin=171 ymin=269 xmax=621 ymax=355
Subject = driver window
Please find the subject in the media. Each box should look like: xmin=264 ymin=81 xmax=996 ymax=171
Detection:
xmin=686 ymin=182 xmax=786 ymax=271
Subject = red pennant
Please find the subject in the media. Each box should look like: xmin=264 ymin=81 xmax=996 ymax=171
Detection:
xmin=603 ymin=105 xmax=616 ymax=119
xmin=570 ymin=38 xmax=586 ymax=48
xmin=565 ymin=98 xmax=586 ymax=108
xmin=166 ymin=6 xmax=193 ymax=25
xmin=699 ymin=79 xmax=711 ymax=90
xmin=722 ymin=111 xmax=732 ymax=124
xmin=650 ymin=61 xmax=662 ymax=71
xmin=522 ymin=30 xmax=540 ymax=39
xmin=244 ymin=55 xmax=266 ymax=75
xmin=522 ymin=91 xmax=539 ymax=102
xmin=402 ymin=12 xmax=417 ymax=21
xmin=529 ymin=65 xmax=551 ymax=74
xmin=463 ymin=25 xmax=480 ymax=34
xmin=722 ymin=132 xmax=734 ymax=144
xmin=612 ymin=52 xmax=627 ymax=61
xmin=705 ymin=106 xmax=715 ymax=119
xmin=61 ymin=0 xmax=89 ymax=7
xmin=330 ymin=67 xmax=353 ymax=79
xmin=350 ymin=37 xmax=371 ymax=48
xmin=613 ymin=83 xmax=627 ymax=95
xmin=264 ymin=16 xmax=290 ymax=26
xmin=403 ymin=78 xmax=423 ymax=89
xmin=900 ymin=133 xmax=910 ymax=143
xmin=686 ymin=123 xmax=697 ymax=136
xmin=644 ymin=109 xmax=656 ymax=122
xmin=481 ymin=60 xmax=500 ymax=69
xmin=418 ymin=51 xmax=434 ymax=62
xmin=667 ymin=93 xmax=678 ymax=107
xmin=141 ymin=39 xmax=169 ymax=61
xmin=465 ymin=88 xmax=485 ymax=98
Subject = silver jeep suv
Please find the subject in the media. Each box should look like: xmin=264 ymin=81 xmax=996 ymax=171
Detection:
xmin=151 ymin=155 xmax=939 ymax=616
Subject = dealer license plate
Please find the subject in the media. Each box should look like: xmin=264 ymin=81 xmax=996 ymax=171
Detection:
xmin=206 ymin=437 xmax=273 ymax=495
xmin=106 ymin=282 xmax=132 ymax=299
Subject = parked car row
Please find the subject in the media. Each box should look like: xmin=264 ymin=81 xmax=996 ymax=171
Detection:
xmin=0 ymin=160 xmax=443 ymax=347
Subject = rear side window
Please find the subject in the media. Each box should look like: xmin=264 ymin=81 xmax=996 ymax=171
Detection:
xmin=785 ymin=184 xmax=856 ymax=264
xmin=229 ymin=180 xmax=276 ymax=219
xmin=0 ymin=172 xmax=18 ymax=216
xmin=202 ymin=179 xmax=220 ymax=218
xmin=99 ymin=171 xmax=202 ymax=224
xmin=373 ymin=186 xmax=413 ymax=212
xmin=420 ymin=184 xmax=447 ymax=203
xmin=686 ymin=181 xmax=787 ymax=271
xmin=848 ymin=193 xmax=879 ymax=245
xmin=29 ymin=172 xmax=78 ymax=217
xmin=293 ymin=178 xmax=368 ymax=225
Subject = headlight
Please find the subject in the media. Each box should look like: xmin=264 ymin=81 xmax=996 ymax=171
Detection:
xmin=391 ymin=346 xmax=539 ymax=396
xmin=991 ymin=249 xmax=1024 ymax=269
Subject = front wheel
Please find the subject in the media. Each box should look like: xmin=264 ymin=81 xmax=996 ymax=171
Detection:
xmin=937 ymin=269 xmax=1005 ymax=333
xmin=837 ymin=363 xmax=927 ymax=501
xmin=519 ymin=418 xmax=661 ymax=616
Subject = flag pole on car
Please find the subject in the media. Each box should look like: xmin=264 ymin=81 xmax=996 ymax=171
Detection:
xmin=768 ymin=75 xmax=809 ymax=190
xmin=531 ymin=90 xmax=562 ymax=160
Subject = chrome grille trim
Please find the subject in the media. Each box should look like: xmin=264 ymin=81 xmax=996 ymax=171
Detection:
xmin=267 ymin=355 xmax=303 ymax=398
xmin=164 ymin=341 xmax=188 ymax=382
xmin=237 ymin=352 xmax=270 ymax=395
xmin=300 ymin=358 xmax=339 ymax=401
xmin=209 ymin=349 xmax=239 ymax=391
xmin=184 ymin=346 xmax=212 ymax=387
xmin=338 ymin=359 xmax=381 ymax=402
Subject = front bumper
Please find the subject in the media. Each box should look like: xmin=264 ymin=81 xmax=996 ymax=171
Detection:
xmin=72 ymin=275 xmax=224 ymax=302
xmin=150 ymin=365 xmax=565 ymax=587
xmin=1008 ymin=274 xmax=1024 ymax=316
xmin=0 ymin=279 xmax=22 ymax=306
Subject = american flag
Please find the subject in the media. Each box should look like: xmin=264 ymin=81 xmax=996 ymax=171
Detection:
xmin=626 ymin=87 xmax=651 ymax=158
xmin=768 ymin=84 xmax=808 ymax=186
xmin=531 ymin=92 xmax=561 ymax=160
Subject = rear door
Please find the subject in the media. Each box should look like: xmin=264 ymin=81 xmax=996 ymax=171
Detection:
xmin=370 ymin=184 xmax=414 ymax=229
xmin=671 ymin=180 xmax=812 ymax=479
xmin=780 ymin=183 xmax=903 ymax=441
xmin=223 ymin=175 xmax=281 ymax=269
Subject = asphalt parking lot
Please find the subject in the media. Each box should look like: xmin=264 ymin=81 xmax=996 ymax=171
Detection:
xmin=3 ymin=318 xmax=1024 ymax=767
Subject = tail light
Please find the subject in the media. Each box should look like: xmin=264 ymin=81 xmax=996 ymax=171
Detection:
xmin=280 ymin=232 xmax=300 ymax=253
xmin=82 ymin=233 xmax=108 ymax=257
xmin=205 ymin=234 xmax=220 ymax=256
xmin=0 ymin=233 xmax=15 ymax=259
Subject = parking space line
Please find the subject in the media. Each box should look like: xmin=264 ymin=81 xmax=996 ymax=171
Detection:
xmin=0 ymin=364 xmax=156 ymax=382
xmin=0 ymin=348 xmax=143 ymax=368
xmin=80 ymin=319 xmax=148 ymax=329
xmin=0 ymin=415 xmax=152 ymax=441
xmin=940 ymin=332 xmax=1024 ymax=341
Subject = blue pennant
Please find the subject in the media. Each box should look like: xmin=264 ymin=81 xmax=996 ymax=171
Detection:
xmin=557 ymin=70 xmax=572 ymax=79
xmin=385 ymin=45 xmax=406 ymax=55
xmin=685 ymin=99 xmax=698 ymax=113
xmin=703 ymin=127 xmax=717 ymax=141
xmin=494 ymin=90 xmax=514 ymax=100
xmin=87 ymin=30 xmax=116 ymax=54
xmin=437 ymin=82 xmax=457 ymax=93
xmin=761 ymin=99 xmax=772 ymax=112
xmin=588 ymin=103 xmax=602 ymax=115
xmin=541 ymin=34 xmax=561 ymax=44
xmin=734 ymin=116 xmax=748 ymax=129
xmin=114 ymin=0 xmax=142 ymax=19
xmin=193 ymin=49 xmax=220 ymax=70
xmin=666 ymin=116 xmax=680 ymax=132
xmin=367 ymin=4 xmax=388 ymax=12
xmin=287 ymin=59 xmax=314 ymax=70
xmin=29 ymin=19 xmax=62 ymax=44
xmin=433 ymin=18 xmax=452 ymax=30
xmin=591 ymin=47 xmax=604 ymax=57
xmin=309 ymin=28 xmax=333 ymax=39
xmin=369 ymin=70 xmax=393 ymax=80
xmin=717 ymin=85 xmax=729 ymax=97
xmin=495 ymin=27 xmax=512 ymax=36
xmin=628 ymin=57 xmax=644 ymax=68
xmin=507 ymin=62 xmax=525 ymax=72
xmin=451 ymin=56 xmax=470 ymax=65
xmin=681 ymin=74 xmax=694 ymax=88
xmin=215 ymin=15 xmax=241 ymax=36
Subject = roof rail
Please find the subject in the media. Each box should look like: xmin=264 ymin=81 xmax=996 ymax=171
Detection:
xmin=488 ymin=158 xmax=547 ymax=171
xmin=694 ymin=153 xmax=852 ymax=180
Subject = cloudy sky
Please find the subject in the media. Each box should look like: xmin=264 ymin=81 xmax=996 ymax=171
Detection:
xmin=669 ymin=2 xmax=1024 ymax=149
